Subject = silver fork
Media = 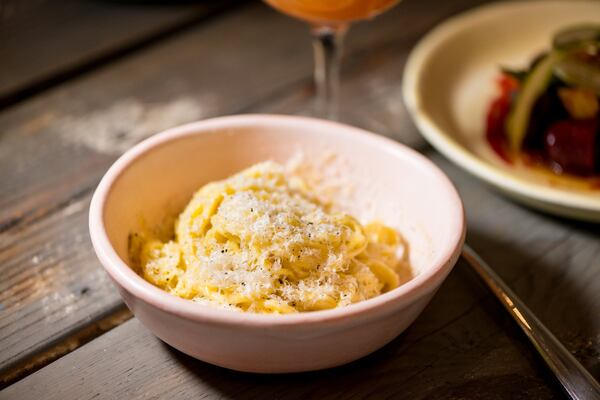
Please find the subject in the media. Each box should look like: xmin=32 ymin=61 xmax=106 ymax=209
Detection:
xmin=462 ymin=245 xmax=600 ymax=400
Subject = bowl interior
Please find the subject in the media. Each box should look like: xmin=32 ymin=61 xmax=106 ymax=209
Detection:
xmin=413 ymin=1 xmax=600 ymax=198
xmin=102 ymin=116 xmax=462 ymax=284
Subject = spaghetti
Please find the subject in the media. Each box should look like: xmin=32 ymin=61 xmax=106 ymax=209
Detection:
xmin=132 ymin=161 xmax=411 ymax=313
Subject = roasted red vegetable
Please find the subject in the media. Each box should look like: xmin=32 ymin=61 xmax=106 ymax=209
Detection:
xmin=485 ymin=75 xmax=518 ymax=162
xmin=544 ymin=118 xmax=598 ymax=175
xmin=485 ymin=23 xmax=600 ymax=182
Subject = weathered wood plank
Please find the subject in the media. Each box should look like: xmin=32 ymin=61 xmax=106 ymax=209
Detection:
xmin=0 ymin=2 xmax=311 ymax=378
xmin=0 ymin=0 xmax=487 ymax=229
xmin=3 ymin=0 xmax=597 ymax=394
xmin=0 ymin=262 xmax=561 ymax=399
xmin=0 ymin=2 xmax=308 ymax=229
xmin=0 ymin=194 xmax=121 ymax=374
xmin=0 ymin=305 xmax=131 ymax=388
xmin=0 ymin=0 xmax=490 ymax=376
xmin=3 ymin=152 xmax=598 ymax=399
xmin=436 ymin=152 xmax=600 ymax=377
xmin=0 ymin=0 xmax=239 ymax=107
xmin=0 ymin=0 xmax=475 ymax=378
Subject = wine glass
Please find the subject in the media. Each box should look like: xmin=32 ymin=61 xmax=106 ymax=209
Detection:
xmin=263 ymin=0 xmax=401 ymax=119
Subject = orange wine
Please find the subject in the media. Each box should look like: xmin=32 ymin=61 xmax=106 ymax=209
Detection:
xmin=264 ymin=0 xmax=400 ymax=26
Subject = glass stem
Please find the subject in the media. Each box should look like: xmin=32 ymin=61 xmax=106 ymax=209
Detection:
xmin=311 ymin=25 xmax=348 ymax=120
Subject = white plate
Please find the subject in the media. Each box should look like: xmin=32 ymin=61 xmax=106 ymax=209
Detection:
xmin=403 ymin=1 xmax=600 ymax=221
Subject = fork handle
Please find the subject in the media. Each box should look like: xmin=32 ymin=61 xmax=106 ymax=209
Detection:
xmin=462 ymin=245 xmax=600 ymax=400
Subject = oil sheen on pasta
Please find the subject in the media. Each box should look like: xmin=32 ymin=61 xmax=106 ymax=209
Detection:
xmin=133 ymin=161 xmax=410 ymax=313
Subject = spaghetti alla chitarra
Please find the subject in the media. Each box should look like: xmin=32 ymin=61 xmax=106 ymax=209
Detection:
xmin=131 ymin=161 xmax=411 ymax=313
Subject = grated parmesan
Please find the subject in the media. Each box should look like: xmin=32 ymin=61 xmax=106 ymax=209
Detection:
xmin=132 ymin=161 xmax=411 ymax=313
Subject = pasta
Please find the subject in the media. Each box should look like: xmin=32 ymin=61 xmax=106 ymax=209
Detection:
xmin=132 ymin=161 xmax=411 ymax=313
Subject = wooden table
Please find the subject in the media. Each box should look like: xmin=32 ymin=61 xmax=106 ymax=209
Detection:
xmin=1 ymin=1 xmax=598 ymax=398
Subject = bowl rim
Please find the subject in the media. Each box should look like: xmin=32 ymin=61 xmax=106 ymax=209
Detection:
xmin=402 ymin=0 xmax=600 ymax=219
xmin=89 ymin=114 xmax=465 ymax=327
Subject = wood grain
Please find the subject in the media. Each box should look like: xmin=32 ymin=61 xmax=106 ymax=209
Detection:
xmin=1 ymin=0 xmax=598 ymax=396
xmin=7 ymin=147 xmax=600 ymax=399
xmin=3 ymin=153 xmax=598 ymax=398
xmin=0 ymin=0 xmax=239 ymax=108
xmin=0 ymin=0 xmax=485 ymax=227
xmin=0 ymin=193 xmax=126 ymax=383
xmin=0 ymin=2 xmax=308 ymax=229
xmin=0 ymin=305 xmax=131 ymax=387
xmin=0 ymin=2 xmax=308 ymax=376
xmin=438 ymin=152 xmax=600 ymax=376
xmin=1 ymin=0 xmax=478 ymax=376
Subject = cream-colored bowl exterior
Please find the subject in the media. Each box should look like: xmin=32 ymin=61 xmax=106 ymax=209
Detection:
xmin=119 ymin=286 xmax=436 ymax=372
xmin=89 ymin=115 xmax=465 ymax=373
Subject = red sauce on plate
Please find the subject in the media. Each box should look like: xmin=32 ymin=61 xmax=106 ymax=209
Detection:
xmin=485 ymin=74 xmax=600 ymax=190
xmin=485 ymin=75 xmax=518 ymax=163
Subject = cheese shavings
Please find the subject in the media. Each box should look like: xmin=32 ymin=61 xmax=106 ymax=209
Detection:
xmin=133 ymin=161 xmax=411 ymax=313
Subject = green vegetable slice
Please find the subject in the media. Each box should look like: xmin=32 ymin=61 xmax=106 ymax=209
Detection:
xmin=506 ymin=51 xmax=563 ymax=151
xmin=553 ymin=24 xmax=600 ymax=50
xmin=554 ymin=57 xmax=600 ymax=95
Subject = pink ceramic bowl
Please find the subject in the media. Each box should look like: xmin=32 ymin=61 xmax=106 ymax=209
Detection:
xmin=89 ymin=114 xmax=465 ymax=373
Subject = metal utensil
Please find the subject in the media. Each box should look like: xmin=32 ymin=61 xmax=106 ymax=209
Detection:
xmin=462 ymin=245 xmax=600 ymax=400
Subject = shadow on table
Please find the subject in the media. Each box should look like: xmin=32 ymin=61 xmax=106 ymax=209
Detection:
xmin=161 ymin=228 xmax=594 ymax=399
xmin=506 ymin=197 xmax=600 ymax=236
